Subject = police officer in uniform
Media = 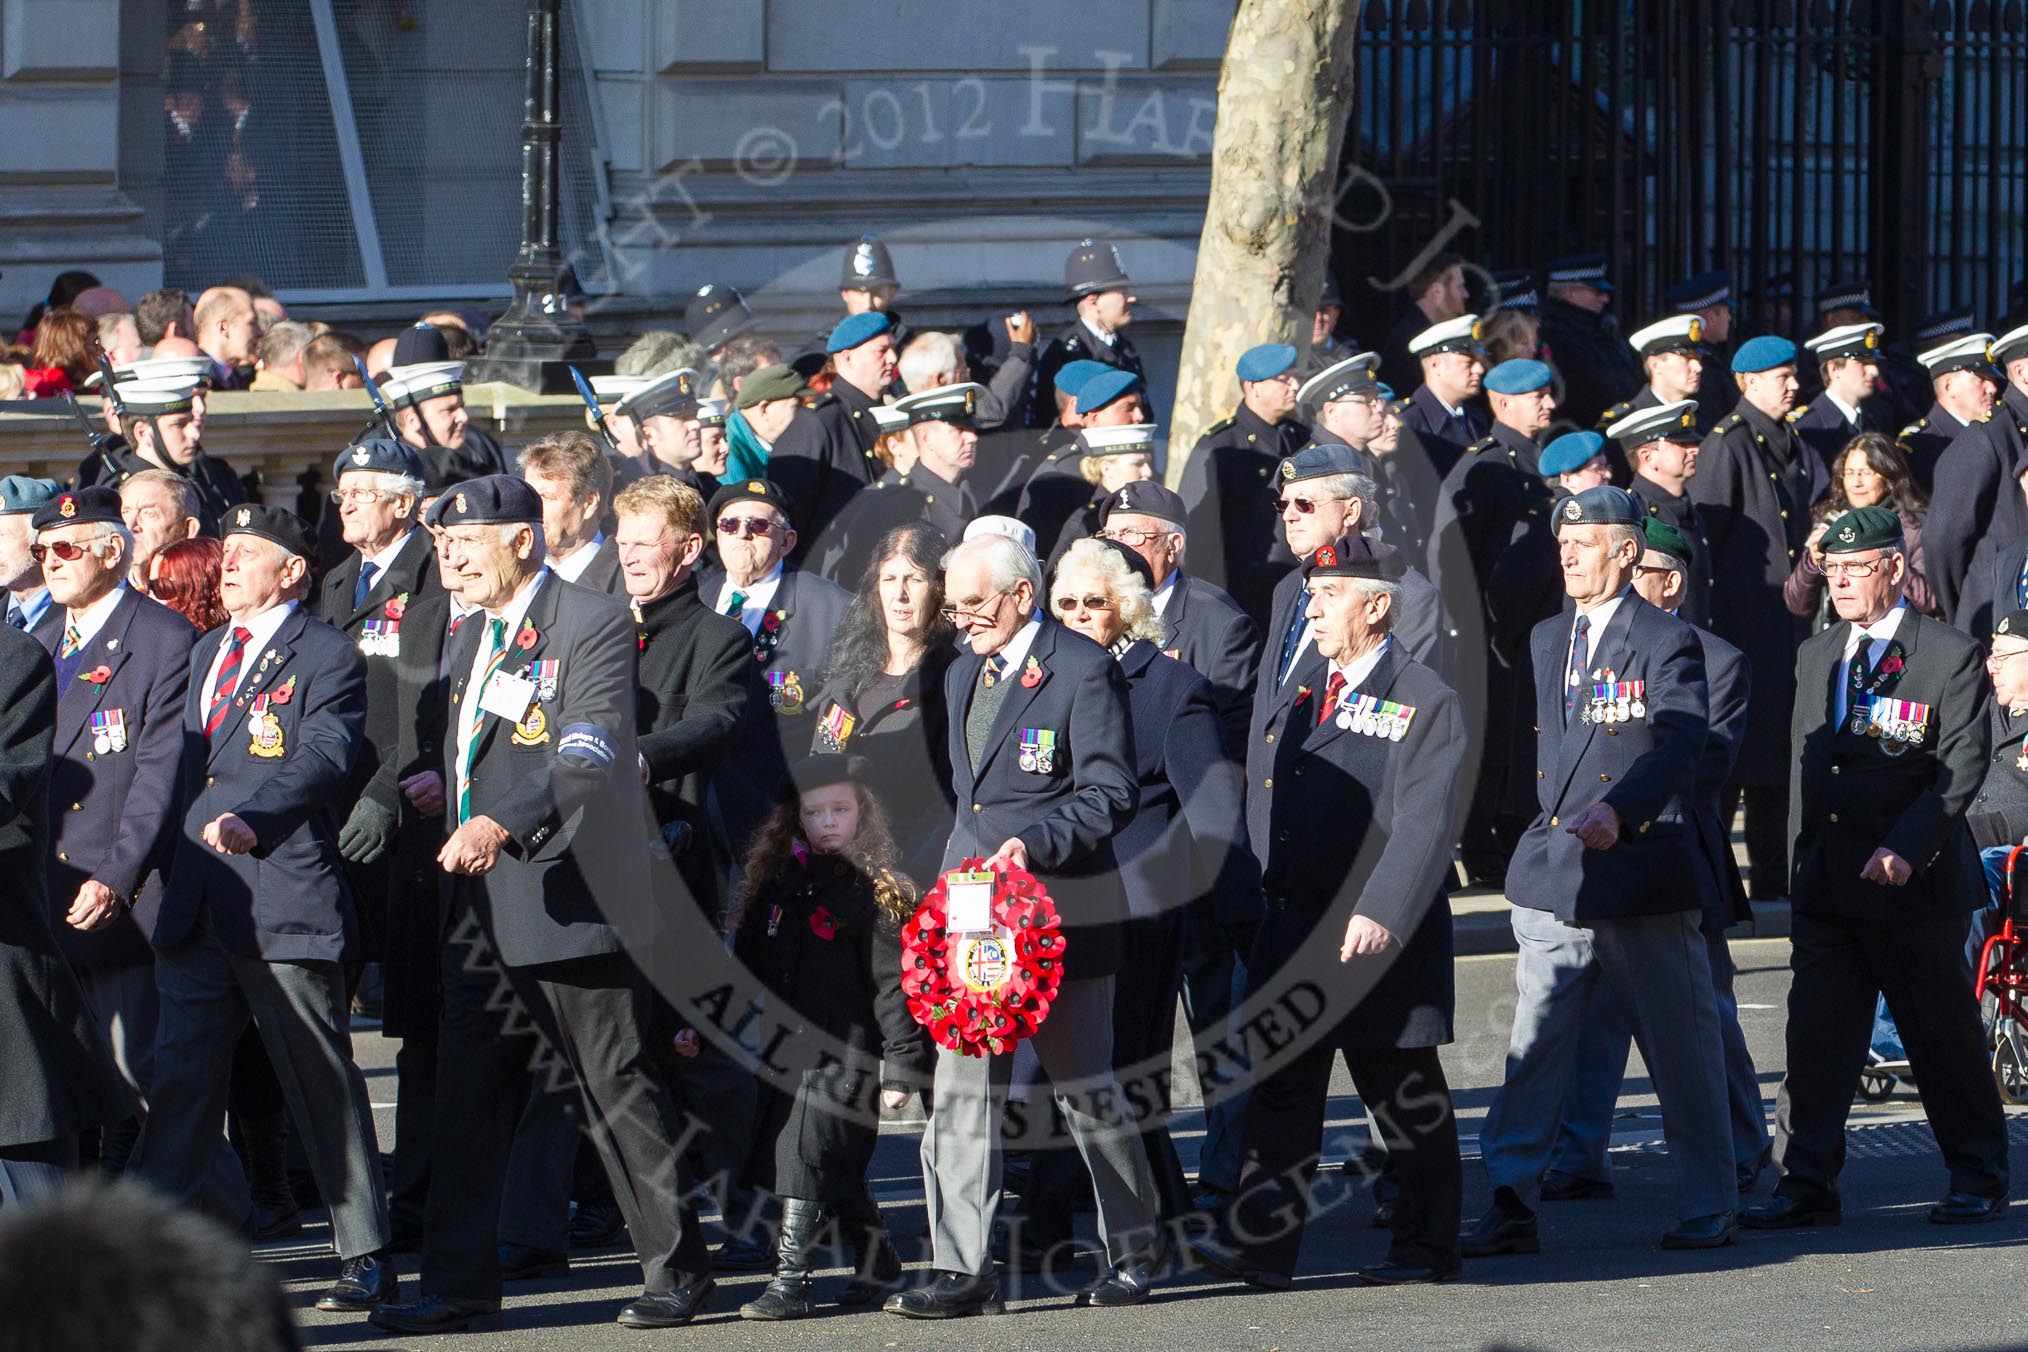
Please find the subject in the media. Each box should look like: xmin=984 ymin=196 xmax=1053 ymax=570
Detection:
xmin=1743 ymin=507 xmax=2009 ymax=1231
xmin=1030 ymin=238 xmax=1144 ymax=424
xmin=1926 ymin=323 xmax=2028 ymax=631
xmin=1789 ymin=321 xmax=1887 ymax=470
xmin=1898 ymin=331 xmax=2001 ymax=492
xmin=827 ymin=234 xmax=909 ymax=355
xmin=1538 ymin=256 xmax=1643 ymax=427
xmin=1189 ymin=534 xmax=1464 ymax=1289
xmin=768 ymin=312 xmax=895 ymax=562
xmin=1400 ymin=315 xmax=1489 ymax=478
xmin=1175 ymin=343 xmax=1312 ymax=628
xmin=1689 ymin=335 xmax=1815 ymax=906
xmin=379 ymin=323 xmax=509 ymax=485
xmin=819 ymin=383 xmax=988 ymax=588
xmin=1615 ymin=400 xmax=1714 ymax=627
xmin=685 ymin=282 xmax=758 ymax=363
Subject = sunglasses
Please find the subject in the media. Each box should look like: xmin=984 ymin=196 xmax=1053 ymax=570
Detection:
xmin=716 ymin=516 xmax=777 ymax=538
xmin=29 ymin=540 xmax=91 ymax=564
xmin=1053 ymin=594 xmax=1114 ymax=613
xmin=1274 ymin=496 xmax=1321 ymax=514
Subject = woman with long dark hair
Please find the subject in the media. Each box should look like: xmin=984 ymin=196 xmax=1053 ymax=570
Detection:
xmin=805 ymin=521 xmax=958 ymax=883
xmin=1785 ymin=431 xmax=1936 ymax=620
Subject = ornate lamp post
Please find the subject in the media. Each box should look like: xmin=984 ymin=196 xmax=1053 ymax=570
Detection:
xmin=471 ymin=0 xmax=597 ymax=391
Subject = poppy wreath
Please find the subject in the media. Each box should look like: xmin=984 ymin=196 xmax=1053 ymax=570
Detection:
xmin=898 ymin=857 xmax=1065 ymax=1057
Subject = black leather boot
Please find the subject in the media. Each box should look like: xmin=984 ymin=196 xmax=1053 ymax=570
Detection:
xmin=739 ymin=1199 xmax=824 ymax=1320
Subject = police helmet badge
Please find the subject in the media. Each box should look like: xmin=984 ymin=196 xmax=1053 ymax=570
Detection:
xmin=851 ymin=240 xmax=878 ymax=278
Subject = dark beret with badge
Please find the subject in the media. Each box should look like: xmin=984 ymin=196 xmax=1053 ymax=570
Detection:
xmin=1278 ymin=440 xmax=1366 ymax=485
xmin=334 ymin=437 xmax=425 ymax=484
xmin=1081 ymin=534 xmax=1156 ymax=592
xmin=1642 ymin=517 xmax=1698 ymax=570
xmin=1302 ymin=533 xmax=1406 ymax=582
xmin=827 ymin=310 xmax=892 ymax=354
xmin=31 ymin=485 xmax=122 ymax=532
xmin=1820 ymin=504 xmax=1904 ymax=554
xmin=708 ymin=477 xmax=794 ymax=521
xmin=222 ymin=503 xmax=318 ymax=560
xmin=1099 ymin=479 xmax=1187 ymax=527
xmin=1553 ymin=484 xmax=1645 ymax=532
xmin=430 ymin=473 xmax=543 ymax=527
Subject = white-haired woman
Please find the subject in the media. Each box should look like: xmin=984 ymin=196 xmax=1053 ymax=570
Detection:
xmin=1013 ymin=535 xmax=1260 ymax=1261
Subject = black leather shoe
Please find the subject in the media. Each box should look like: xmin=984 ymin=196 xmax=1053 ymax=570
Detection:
xmin=615 ymin=1277 xmax=715 ymax=1328
xmin=1660 ymin=1212 xmax=1738 ymax=1249
xmin=1355 ymin=1261 xmax=1461 ymax=1286
xmin=1740 ymin=1195 xmax=1842 ymax=1229
xmin=1737 ymin=1146 xmax=1771 ymax=1195
xmin=497 ymin=1243 xmax=569 ymax=1282
xmin=882 ymin=1270 xmax=1005 ymax=1319
xmin=1929 ymin=1191 xmax=2008 ymax=1224
xmin=316 ymin=1253 xmax=396 ymax=1312
xmin=368 ymin=1295 xmax=502 ymax=1334
xmin=1075 ymin=1261 xmax=1157 ymax=1307
xmin=713 ymin=1232 xmax=775 ymax=1271
xmin=1540 ymin=1170 xmax=1614 ymax=1202
xmin=1461 ymin=1193 xmax=1539 ymax=1257
xmin=568 ymin=1201 xmax=627 ymax=1249
xmin=1179 ymin=1238 xmax=1295 ymax=1290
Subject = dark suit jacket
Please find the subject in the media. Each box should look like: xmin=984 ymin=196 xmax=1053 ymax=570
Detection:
xmin=41 ymin=589 xmax=197 ymax=968
xmin=155 ymin=606 xmax=366 ymax=962
xmin=380 ymin=584 xmax=456 ymax=1038
xmin=1257 ymin=557 xmax=1446 ymax=723
xmin=942 ymin=619 xmax=1138 ymax=979
xmin=695 ymin=563 xmax=853 ymax=719
xmin=1929 ymin=385 xmax=2028 ymax=633
xmin=564 ymin=537 xmax=625 ymax=596
xmin=1691 ymin=629 xmax=1752 ymax=928
xmin=0 ymin=625 xmax=128 ymax=1146
xmin=315 ymin=527 xmax=443 ymax=816
xmin=1967 ymin=700 xmax=2028 ymax=851
xmin=1245 ymin=641 xmax=1461 ymax=1048
xmin=442 ymin=574 xmax=656 ymax=967
xmin=1507 ymin=594 xmax=1716 ymax=925
xmin=1400 ymin=385 xmax=1484 ymax=480
xmin=1159 ymin=571 xmax=1261 ymax=755
xmin=1988 ymin=535 xmax=2028 ymax=628
xmin=807 ymin=646 xmax=959 ymax=886
xmin=1788 ymin=607 xmax=1989 ymax=920
xmin=770 ymin=387 xmax=884 ymax=562
xmin=1174 ymin=406 xmax=1310 ymax=627
xmin=1113 ymin=641 xmax=1259 ymax=930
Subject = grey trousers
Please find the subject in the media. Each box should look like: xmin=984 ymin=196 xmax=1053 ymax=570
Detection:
xmin=133 ymin=928 xmax=391 ymax=1259
xmin=73 ymin=962 xmax=251 ymax=1220
xmin=921 ymin=975 xmax=1160 ymax=1277
xmin=1478 ymin=906 xmax=1735 ymax=1221
xmin=1547 ymin=913 xmax=1768 ymax=1182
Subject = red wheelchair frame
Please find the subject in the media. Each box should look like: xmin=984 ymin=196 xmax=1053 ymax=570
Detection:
xmin=1974 ymin=845 xmax=2028 ymax=1104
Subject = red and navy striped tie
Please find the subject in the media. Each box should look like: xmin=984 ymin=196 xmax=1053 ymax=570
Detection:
xmin=205 ymin=626 xmax=251 ymax=739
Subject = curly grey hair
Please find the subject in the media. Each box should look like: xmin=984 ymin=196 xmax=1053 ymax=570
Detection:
xmin=1056 ymin=537 xmax=1167 ymax=645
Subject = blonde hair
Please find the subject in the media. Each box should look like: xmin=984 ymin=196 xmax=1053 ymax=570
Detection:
xmin=612 ymin=473 xmax=705 ymax=539
xmin=1056 ymin=536 xmax=1166 ymax=645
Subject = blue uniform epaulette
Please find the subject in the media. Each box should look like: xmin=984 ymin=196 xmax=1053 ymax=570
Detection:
xmin=1469 ymin=436 xmax=1499 ymax=453
xmin=1716 ymin=413 xmax=1741 ymax=433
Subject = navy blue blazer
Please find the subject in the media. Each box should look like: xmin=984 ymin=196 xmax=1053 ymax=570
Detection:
xmin=1926 ymin=386 xmax=2028 ymax=631
xmin=315 ymin=527 xmax=443 ymax=816
xmin=1989 ymin=535 xmax=2028 ymax=631
xmin=1113 ymin=640 xmax=1260 ymax=933
xmin=41 ymin=589 xmax=197 ymax=968
xmin=1691 ymin=628 xmax=1752 ymax=928
xmin=1244 ymin=640 xmax=1461 ymax=1048
xmin=155 ymin=606 xmax=366 ymax=963
xmin=695 ymin=563 xmax=853 ymax=724
xmin=1158 ymin=571 xmax=1261 ymax=755
xmin=1506 ymin=593 xmax=1717 ymax=925
xmin=941 ymin=618 xmax=1138 ymax=979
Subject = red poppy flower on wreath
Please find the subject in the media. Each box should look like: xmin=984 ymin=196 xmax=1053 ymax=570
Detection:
xmin=808 ymin=905 xmax=838 ymax=941
xmin=516 ymin=621 xmax=538 ymax=650
xmin=900 ymin=857 xmax=1064 ymax=1057
xmin=81 ymin=665 xmax=112 ymax=685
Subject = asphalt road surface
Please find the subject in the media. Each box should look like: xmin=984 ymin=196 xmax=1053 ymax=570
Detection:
xmin=277 ymin=934 xmax=2027 ymax=1352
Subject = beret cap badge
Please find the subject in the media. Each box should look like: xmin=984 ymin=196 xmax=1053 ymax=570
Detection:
xmin=1315 ymin=546 xmax=1337 ymax=568
xmin=59 ymin=496 xmax=75 ymax=519
xmin=1562 ymin=499 xmax=1582 ymax=521
xmin=455 ymin=493 xmax=468 ymax=513
xmin=1838 ymin=524 xmax=1857 ymax=543
xmin=352 ymin=446 xmax=372 ymax=465
xmin=1280 ymin=460 xmax=1297 ymax=481
xmin=236 ymin=508 xmax=251 ymax=527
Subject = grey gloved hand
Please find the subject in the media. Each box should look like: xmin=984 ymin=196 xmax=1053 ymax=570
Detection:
xmin=337 ymin=798 xmax=398 ymax=865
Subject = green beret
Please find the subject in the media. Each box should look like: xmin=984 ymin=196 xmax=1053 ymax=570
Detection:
xmin=1642 ymin=518 xmax=1697 ymax=569
xmin=735 ymin=364 xmax=806 ymax=409
xmin=1821 ymin=505 xmax=1904 ymax=554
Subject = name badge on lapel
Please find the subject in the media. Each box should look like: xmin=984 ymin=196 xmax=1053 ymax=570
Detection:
xmin=90 ymin=708 xmax=128 ymax=754
xmin=1335 ymin=694 xmax=1417 ymax=741
xmin=1018 ymin=728 xmax=1057 ymax=773
xmin=246 ymin=694 xmax=285 ymax=759
xmin=1581 ymin=680 xmax=1646 ymax=725
xmin=479 ymin=670 xmax=536 ymax=723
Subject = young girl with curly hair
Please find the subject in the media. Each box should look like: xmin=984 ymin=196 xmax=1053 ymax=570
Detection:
xmin=727 ymin=755 xmax=932 ymax=1320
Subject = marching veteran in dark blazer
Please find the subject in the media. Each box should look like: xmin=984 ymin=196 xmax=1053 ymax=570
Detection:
xmin=890 ymin=531 xmax=1161 ymax=1320
xmin=132 ymin=504 xmax=395 ymax=1313
xmin=371 ymin=476 xmax=715 ymax=1335
xmin=1189 ymin=533 xmax=1465 ymax=1290
xmin=1968 ymin=607 xmax=2028 ymax=852
xmin=0 ymin=611 xmax=128 ymax=1206
xmin=30 ymin=487 xmax=218 ymax=1192
xmin=1468 ymin=486 xmax=1738 ymax=1255
xmin=1743 ymin=506 xmax=2010 ymax=1231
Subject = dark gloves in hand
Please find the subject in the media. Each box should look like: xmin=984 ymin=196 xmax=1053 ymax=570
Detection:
xmin=338 ymin=798 xmax=398 ymax=865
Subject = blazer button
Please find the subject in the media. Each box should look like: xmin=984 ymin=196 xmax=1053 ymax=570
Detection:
xmin=1831 ymin=765 xmax=1841 ymax=774
xmin=1550 ymin=815 xmax=1560 ymax=826
xmin=56 ymin=851 xmax=68 ymax=863
xmin=206 ymin=776 xmax=215 ymax=787
xmin=1276 ymin=829 xmax=1289 ymax=843
xmin=1263 ymin=777 xmax=1274 ymax=789
xmin=1264 ymin=732 xmax=1275 ymax=744
xmin=1828 ymin=812 xmax=1839 ymax=823
xmin=86 ymin=752 xmax=95 ymax=761
xmin=71 ymin=802 xmax=81 ymax=812
xmin=1536 ymin=770 xmax=1545 ymax=779
xmin=972 ymin=804 xmax=983 ymax=814
xmin=1293 ymin=766 xmax=1305 ymax=777
xmin=1599 ymin=773 xmax=1610 ymax=782
xmin=1640 ymin=821 xmax=1651 ymax=833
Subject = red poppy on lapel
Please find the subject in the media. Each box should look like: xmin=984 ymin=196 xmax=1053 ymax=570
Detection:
xmin=762 ymin=611 xmax=783 ymax=633
xmin=384 ymin=593 xmax=408 ymax=621
xmin=270 ymin=674 xmax=298 ymax=706
xmin=808 ymin=905 xmax=838 ymax=941
xmin=81 ymin=665 xmax=112 ymax=685
xmin=516 ymin=621 xmax=538 ymax=650
xmin=893 ymin=698 xmax=912 ymax=711
xmin=1019 ymin=659 xmax=1044 ymax=689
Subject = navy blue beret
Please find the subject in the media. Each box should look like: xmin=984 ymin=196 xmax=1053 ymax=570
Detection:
xmin=1554 ymin=485 xmax=1644 ymax=530
xmin=31 ymin=486 xmax=122 ymax=532
xmin=222 ymin=503 xmax=317 ymax=560
xmin=430 ymin=474 xmax=542 ymax=527
xmin=1278 ymin=441 xmax=1368 ymax=484
xmin=334 ymin=437 xmax=426 ymax=484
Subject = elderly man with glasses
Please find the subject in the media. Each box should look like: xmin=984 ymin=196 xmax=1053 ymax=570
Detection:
xmin=1743 ymin=505 xmax=2010 ymax=1232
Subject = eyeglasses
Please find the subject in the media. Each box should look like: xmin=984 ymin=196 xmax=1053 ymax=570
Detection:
xmin=29 ymin=540 xmax=90 ymax=563
xmin=939 ymin=589 xmax=1008 ymax=623
xmin=1097 ymin=526 xmax=1172 ymax=547
xmin=1988 ymin=646 xmax=2028 ymax=664
xmin=1632 ymin=563 xmax=1679 ymax=577
xmin=1823 ymin=558 xmax=1887 ymax=580
xmin=1053 ymin=594 xmax=1115 ymax=613
xmin=716 ymin=516 xmax=777 ymax=538
xmin=329 ymin=487 xmax=392 ymax=505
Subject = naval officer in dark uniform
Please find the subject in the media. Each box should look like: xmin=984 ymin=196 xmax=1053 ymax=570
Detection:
xmin=1615 ymin=400 xmax=1715 ymax=627
xmin=818 ymin=383 xmax=988 ymax=588
xmin=1789 ymin=322 xmax=1887 ymax=471
xmin=1399 ymin=315 xmax=1489 ymax=478
xmin=1743 ymin=507 xmax=2009 ymax=1231
xmin=1898 ymin=331 xmax=2001 ymax=492
xmin=1927 ymin=323 xmax=2028 ymax=631
xmin=83 ymin=373 xmax=245 ymax=534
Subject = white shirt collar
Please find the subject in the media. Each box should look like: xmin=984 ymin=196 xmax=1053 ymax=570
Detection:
xmin=1150 ymin=572 xmax=1178 ymax=617
xmin=1826 ymin=391 xmax=1864 ymax=426
xmin=360 ymin=530 xmax=416 ymax=583
xmin=1845 ymin=600 xmax=1909 ymax=654
xmin=548 ymin=533 xmax=605 ymax=584
xmin=221 ymin=598 xmax=299 ymax=666
xmin=63 ymin=584 xmax=129 ymax=650
xmin=990 ymin=615 xmax=1044 ymax=673
xmin=1330 ymin=634 xmax=1392 ymax=694
xmin=717 ymin=562 xmax=784 ymax=630
xmin=484 ymin=568 xmax=547 ymax=632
